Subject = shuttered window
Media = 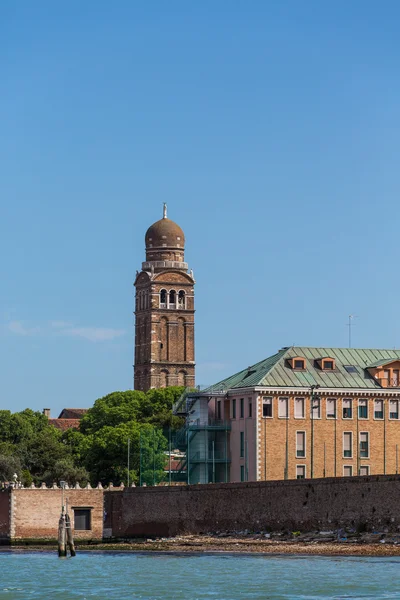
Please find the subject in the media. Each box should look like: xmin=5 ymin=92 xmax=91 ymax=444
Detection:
xmin=294 ymin=398 xmax=304 ymax=418
xmin=278 ymin=397 xmax=288 ymax=418
xmin=343 ymin=399 xmax=352 ymax=419
xmin=390 ymin=400 xmax=399 ymax=419
xmin=326 ymin=399 xmax=336 ymax=419
xmin=358 ymin=399 xmax=368 ymax=419
xmin=374 ymin=400 xmax=383 ymax=419
xmin=343 ymin=432 xmax=352 ymax=458
xmin=296 ymin=432 xmax=305 ymax=457
xmin=360 ymin=432 xmax=369 ymax=458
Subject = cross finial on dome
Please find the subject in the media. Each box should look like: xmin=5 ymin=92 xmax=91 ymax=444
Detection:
xmin=163 ymin=203 xmax=167 ymax=219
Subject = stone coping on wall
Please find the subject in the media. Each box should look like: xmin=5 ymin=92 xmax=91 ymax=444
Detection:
xmin=105 ymin=474 xmax=400 ymax=493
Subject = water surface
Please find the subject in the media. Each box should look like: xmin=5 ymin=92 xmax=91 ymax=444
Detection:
xmin=0 ymin=551 xmax=398 ymax=599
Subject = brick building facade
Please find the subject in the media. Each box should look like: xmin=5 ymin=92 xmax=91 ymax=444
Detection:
xmin=134 ymin=205 xmax=195 ymax=391
xmin=180 ymin=346 xmax=400 ymax=483
xmin=0 ymin=486 xmax=104 ymax=542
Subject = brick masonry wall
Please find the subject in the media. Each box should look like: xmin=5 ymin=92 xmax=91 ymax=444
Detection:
xmin=0 ymin=490 xmax=10 ymax=540
xmin=255 ymin=394 xmax=400 ymax=481
xmin=105 ymin=476 xmax=400 ymax=538
xmin=12 ymin=489 xmax=104 ymax=541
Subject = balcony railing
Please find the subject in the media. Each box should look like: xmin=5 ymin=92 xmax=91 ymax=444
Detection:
xmin=190 ymin=451 xmax=231 ymax=463
xmin=188 ymin=418 xmax=231 ymax=430
xmin=378 ymin=378 xmax=400 ymax=388
xmin=142 ymin=260 xmax=188 ymax=271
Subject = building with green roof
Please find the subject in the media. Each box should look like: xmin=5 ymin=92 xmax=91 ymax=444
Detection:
xmin=175 ymin=347 xmax=400 ymax=484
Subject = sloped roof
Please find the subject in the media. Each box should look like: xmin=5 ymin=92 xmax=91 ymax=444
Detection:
xmin=49 ymin=418 xmax=81 ymax=431
xmin=366 ymin=358 xmax=400 ymax=368
xmin=207 ymin=347 xmax=400 ymax=391
xmin=58 ymin=408 xmax=88 ymax=419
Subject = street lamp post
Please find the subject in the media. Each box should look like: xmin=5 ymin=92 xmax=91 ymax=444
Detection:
xmin=310 ymin=384 xmax=320 ymax=479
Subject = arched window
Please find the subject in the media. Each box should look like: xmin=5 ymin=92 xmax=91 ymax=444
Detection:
xmin=169 ymin=290 xmax=176 ymax=308
xmin=178 ymin=290 xmax=185 ymax=309
xmin=160 ymin=289 xmax=167 ymax=308
xmin=160 ymin=370 xmax=169 ymax=388
xmin=177 ymin=370 xmax=187 ymax=387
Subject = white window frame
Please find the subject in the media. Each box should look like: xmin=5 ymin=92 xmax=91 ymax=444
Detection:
xmin=343 ymin=465 xmax=353 ymax=477
xmin=359 ymin=465 xmax=370 ymax=476
xmin=296 ymin=465 xmax=306 ymax=479
xmin=326 ymin=398 xmax=337 ymax=419
xmin=278 ymin=397 xmax=289 ymax=419
xmin=358 ymin=398 xmax=368 ymax=420
xmin=311 ymin=396 xmax=321 ymax=420
xmin=374 ymin=399 xmax=384 ymax=420
xmin=343 ymin=431 xmax=353 ymax=459
xmin=262 ymin=397 xmax=273 ymax=418
xmin=296 ymin=431 xmax=306 ymax=458
xmin=389 ymin=399 xmax=399 ymax=420
xmin=294 ymin=397 xmax=305 ymax=419
xmin=342 ymin=398 xmax=353 ymax=420
xmin=359 ymin=431 xmax=369 ymax=459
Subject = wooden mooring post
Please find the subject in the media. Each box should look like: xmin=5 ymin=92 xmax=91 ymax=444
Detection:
xmin=58 ymin=483 xmax=76 ymax=558
xmin=65 ymin=500 xmax=76 ymax=557
xmin=58 ymin=512 xmax=67 ymax=558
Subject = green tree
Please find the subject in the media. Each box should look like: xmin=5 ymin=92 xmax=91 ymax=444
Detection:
xmin=79 ymin=390 xmax=145 ymax=435
xmin=83 ymin=422 xmax=167 ymax=486
xmin=0 ymin=454 xmax=21 ymax=482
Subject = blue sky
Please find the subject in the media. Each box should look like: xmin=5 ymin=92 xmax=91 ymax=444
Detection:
xmin=2 ymin=1 xmax=400 ymax=415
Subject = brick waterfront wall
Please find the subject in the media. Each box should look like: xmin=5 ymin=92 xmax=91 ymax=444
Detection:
xmin=105 ymin=475 xmax=400 ymax=538
xmin=12 ymin=489 xmax=104 ymax=541
xmin=0 ymin=490 xmax=10 ymax=540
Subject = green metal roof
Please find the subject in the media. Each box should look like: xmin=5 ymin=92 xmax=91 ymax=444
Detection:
xmin=366 ymin=358 xmax=399 ymax=368
xmin=206 ymin=347 xmax=400 ymax=391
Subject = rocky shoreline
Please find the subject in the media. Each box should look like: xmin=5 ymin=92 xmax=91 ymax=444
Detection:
xmin=6 ymin=531 xmax=400 ymax=556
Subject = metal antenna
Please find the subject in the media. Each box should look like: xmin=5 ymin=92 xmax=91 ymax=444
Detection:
xmin=347 ymin=315 xmax=357 ymax=348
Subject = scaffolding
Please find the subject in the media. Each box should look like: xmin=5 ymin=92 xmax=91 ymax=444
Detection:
xmin=173 ymin=392 xmax=231 ymax=484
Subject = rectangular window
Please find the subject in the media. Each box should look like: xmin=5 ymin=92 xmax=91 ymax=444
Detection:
xmin=384 ymin=370 xmax=390 ymax=384
xmin=278 ymin=397 xmax=288 ymax=418
xmin=232 ymin=399 xmax=236 ymax=419
xmin=240 ymin=431 xmax=244 ymax=458
xmin=296 ymin=465 xmax=306 ymax=479
xmin=263 ymin=397 xmax=272 ymax=418
xmin=296 ymin=431 xmax=306 ymax=458
xmin=74 ymin=508 xmax=91 ymax=531
xmin=240 ymin=465 xmax=245 ymax=482
xmin=240 ymin=398 xmax=244 ymax=419
xmin=374 ymin=399 xmax=383 ymax=419
xmin=360 ymin=432 xmax=369 ymax=458
xmin=323 ymin=360 xmax=334 ymax=370
xmin=294 ymin=398 xmax=305 ymax=419
xmin=343 ymin=466 xmax=353 ymax=477
xmin=358 ymin=399 xmax=368 ymax=419
xmin=217 ymin=400 xmax=221 ymax=421
xmin=248 ymin=399 xmax=252 ymax=418
xmin=311 ymin=397 xmax=320 ymax=419
xmin=343 ymin=399 xmax=352 ymax=419
xmin=343 ymin=432 xmax=352 ymax=458
xmin=390 ymin=399 xmax=399 ymax=419
xmin=359 ymin=465 xmax=370 ymax=476
xmin=326 ymin=398 xmax=336 ymax=419
xmin=294 ymin=359 xmax=305 ymax=370
xmin=393 ymin=370 xmax=399 ymax=386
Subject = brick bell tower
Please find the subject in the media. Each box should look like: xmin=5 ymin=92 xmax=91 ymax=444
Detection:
xmin=134 ymin=204 xmax=195 ymax=391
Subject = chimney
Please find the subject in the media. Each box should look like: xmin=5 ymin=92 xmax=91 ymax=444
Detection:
xmin=43 ymin=408 xmax=51 ymax=418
